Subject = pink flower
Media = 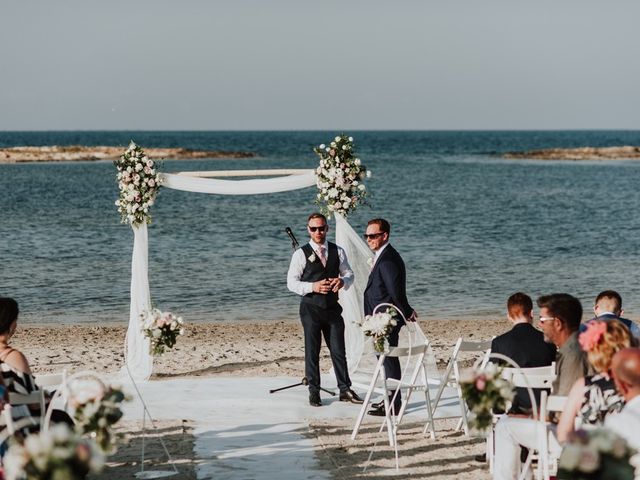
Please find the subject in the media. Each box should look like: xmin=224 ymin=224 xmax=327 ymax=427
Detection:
xmin=475 ymin=375 xmax=487 ymax=391
xmin=579 ymin=321 xmax=608 ymax=352
xmin=329 ymin=149 xmax=336 ymax=157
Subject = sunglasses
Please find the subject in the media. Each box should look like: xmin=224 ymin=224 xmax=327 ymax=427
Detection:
xmin=308 ymin=225 xmax=327 ymax=232
xmin=363 ymin=232 xmax=384 ymax=240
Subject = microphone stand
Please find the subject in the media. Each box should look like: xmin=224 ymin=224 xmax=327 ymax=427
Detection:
xmin=269 ymin=227 xmax=336 ymax=397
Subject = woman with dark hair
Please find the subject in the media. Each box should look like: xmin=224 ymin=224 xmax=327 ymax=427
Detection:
xmin=0 ymin=297 xmax=71 ymax=426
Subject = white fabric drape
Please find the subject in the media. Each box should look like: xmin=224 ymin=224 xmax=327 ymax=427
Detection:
xmin=335 ymin=213 xmax=372 ymax=371
xmin=121 ymin=224 xmax=153 ymax=382
xmin=160 ymin=171 xmax=316 ymax=195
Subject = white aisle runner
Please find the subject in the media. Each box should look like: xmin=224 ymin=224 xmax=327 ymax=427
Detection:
xmin=121 ymin=376 xmax=462 ymax=480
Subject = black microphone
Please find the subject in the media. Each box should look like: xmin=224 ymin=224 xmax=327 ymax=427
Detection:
xmin=285 ymin=227 xmax=300 ymax=250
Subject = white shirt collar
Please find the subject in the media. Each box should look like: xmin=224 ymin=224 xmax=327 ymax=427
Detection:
xmin=373 ymin=242 xmax=390 ymax=263
xmin=309 ymin=240 xmax=328 ymax=253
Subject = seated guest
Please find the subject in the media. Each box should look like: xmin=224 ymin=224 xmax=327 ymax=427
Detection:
xmin=493 ymin=293 xmax=590 ymax=480
xmin=0 ymin=298 xmax=71 ymax=426
xmin=580 ymin=290 xmax=640 ymax=342
xmin=556 ymin=319 xmax=631 ymax=442
xmin=491 ymin=292 xmax=556 ymax=414
xmin=607 ymin=347 xmax=640 ymax=449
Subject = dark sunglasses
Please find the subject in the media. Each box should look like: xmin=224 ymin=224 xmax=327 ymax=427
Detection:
xmin=308 ymin=225 xmax=327 ymax=232
xmin=363 ymin=232 xmax=384 ymax=240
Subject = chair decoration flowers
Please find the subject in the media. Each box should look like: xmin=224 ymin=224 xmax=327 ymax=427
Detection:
xmin=557 ymin=428 xmax=637 ymax=480
xmin=459 ymin=363 xmax=514 ymax=432
xmin=356 ymin=308 xmax=398 ymax=353
xmin=313 ymin=134 xmax=370 ymax=217
xmin=69 ymin=379 xmax=129 ymax=454
xmin=114 ymin=141 xmax=162 ymax=226
xmin=3 ymin=424 xmax=105 ymax=480
xmin=141 ymin=308 xmax=185 ymax=356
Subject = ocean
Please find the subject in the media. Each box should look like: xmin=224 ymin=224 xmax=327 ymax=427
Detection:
xmin=2 ymin=130 xmax=640 ymax=325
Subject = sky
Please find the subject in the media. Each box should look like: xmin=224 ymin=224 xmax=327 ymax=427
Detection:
xmin=1 ymin=1 xmax=639 ymax=131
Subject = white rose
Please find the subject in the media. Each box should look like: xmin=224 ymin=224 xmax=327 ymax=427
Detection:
xmin=342 ymin=145 xmax=347 ymax=150
xmin=335 ymin=136 xmax=340 ymax=142
xmin=366 ymin=170 xmax=372 ymax=178
xmin=348 ymin=136 xmax=353 ymax=142
xmin=355 ymin=158 xmax=361 ymax=165
xmin=319 ymin=144 xmax=325 ymax=149
xmin=358 ymin=184 xmax=366 ymax=191
xmin=127 ymin=166 xmax=133 ymax=173
xmin=342 ymin=201 xmax=350 ymax=209
xmin=135 ymin=163 xmax=143 ymax=171
xmin=128 ymin=141 xmax=137 ymax=150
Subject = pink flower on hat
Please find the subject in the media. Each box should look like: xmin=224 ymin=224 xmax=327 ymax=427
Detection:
xmin=579 ymin=321 xmax=608 ymax=352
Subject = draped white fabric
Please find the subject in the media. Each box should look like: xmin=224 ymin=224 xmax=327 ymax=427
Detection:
xmin=335 ymin=213 xmax=372 ymax=371
xmin=160 ymin=171 xmax=316 ymax=195
xmin=121 ymin=224 xmax=154 ymax=382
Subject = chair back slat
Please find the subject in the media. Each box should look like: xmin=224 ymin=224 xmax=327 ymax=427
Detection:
xmin=458 ymin=340 xmax=492 ymax=352
xmin=510 ymin=373 xmax=555 ymax=389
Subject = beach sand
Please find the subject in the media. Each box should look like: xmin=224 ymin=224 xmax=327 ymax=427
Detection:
xmin=19 ymin=319 xmax=505 ymax=479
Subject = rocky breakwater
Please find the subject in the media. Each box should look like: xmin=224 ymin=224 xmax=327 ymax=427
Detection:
xmin=0 ymin=146 xmax=256 ymax=163
xmin=504 ymin=146 xmax=640 ymax=160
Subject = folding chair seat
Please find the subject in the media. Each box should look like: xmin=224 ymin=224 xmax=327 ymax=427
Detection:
xmin=431 ymin=337 xmax=492 ymax=436
xmin=351 ymin=340 xmax=437 ymax=446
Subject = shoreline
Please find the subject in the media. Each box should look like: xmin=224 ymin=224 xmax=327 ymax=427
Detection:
xmin=0 ymin=145 xmax=256 ymax=163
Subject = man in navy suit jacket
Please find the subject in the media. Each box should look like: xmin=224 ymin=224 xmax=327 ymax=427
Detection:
xmin=490 ymin=292 xmax=556 ymax=414
xmin=363 ymin=218 xmax=417 ymax=416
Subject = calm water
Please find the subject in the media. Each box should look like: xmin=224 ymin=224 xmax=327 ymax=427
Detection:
xmin=2 ymin=130 xmax=640 ymax=324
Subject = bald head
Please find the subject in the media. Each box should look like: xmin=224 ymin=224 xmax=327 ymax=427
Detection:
xmin=611 ymin=348 xmax=640 ymax=400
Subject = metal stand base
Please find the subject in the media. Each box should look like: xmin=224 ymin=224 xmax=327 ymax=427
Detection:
xmin=269 ymin=376 xmax=336 ymax=396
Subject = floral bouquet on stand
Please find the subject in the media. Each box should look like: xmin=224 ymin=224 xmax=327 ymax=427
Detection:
xmin=557 ymin=428 xmax=637 ymax=480
xmin=356 ymin=308 xmax=398 ymax=353
xmin=459 ymin=363 xmax=514 ymax=432
xmin=313 ymin=134 xmax=370 ymax=217
xmin=114 ymin=141 xmax=162 ymax=226
xmin=141 ymin=308 xmax=185 ymax=356
xmin=69 ymin=379 xmax=129 ymax=454
xmin=3 ymin=424 xmax=105 ymax=480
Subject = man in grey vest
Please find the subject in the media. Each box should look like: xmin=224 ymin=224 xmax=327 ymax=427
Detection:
xmin=287 ymin=213 xmax=363 ymax=407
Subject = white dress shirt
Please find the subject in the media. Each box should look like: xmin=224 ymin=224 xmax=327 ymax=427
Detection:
xmin=605 ymin=395 xmax=640 ymax=450
xmin=372 ymin=241 xmax=390 ymax=267
xmin=287 ymin=240 xmax=354 ymax=296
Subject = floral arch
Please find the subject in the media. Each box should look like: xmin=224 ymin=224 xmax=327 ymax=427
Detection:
xmin=116 ymin=137 xmax=372 ymax=382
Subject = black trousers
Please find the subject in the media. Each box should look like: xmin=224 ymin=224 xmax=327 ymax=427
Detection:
xmin=383 ymin=322 xmax=403 ymax=410
xmin=300 ymin=302 xmax=351 ymax=394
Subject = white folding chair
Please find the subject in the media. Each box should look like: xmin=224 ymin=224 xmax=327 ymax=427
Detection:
xmin=487 ymin=368 xmax=556 ymax=475
xmin=430 ymin=337 xmax=492 ymax=436
xmin=533 ymin=392 xmax=568 ymax=480
xmin=7 ymin=390 xmax=45 ymax=430
xmin=351 ymin=340 xmax=437 ymax=446
xmin=36 ymin=370 xmax=67 ymax=394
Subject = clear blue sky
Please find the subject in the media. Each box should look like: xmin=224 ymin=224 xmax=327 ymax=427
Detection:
xmin=1 ymin=0 xmax=639 ymax=130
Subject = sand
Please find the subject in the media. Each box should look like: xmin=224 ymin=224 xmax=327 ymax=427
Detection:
xmin=18 ymin=319 xmax=506 ymax=479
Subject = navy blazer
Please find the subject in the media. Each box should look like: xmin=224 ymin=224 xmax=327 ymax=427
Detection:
xmin=363 ymin=244 xmax=413 ymax=322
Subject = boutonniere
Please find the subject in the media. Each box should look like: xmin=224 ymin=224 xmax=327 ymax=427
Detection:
xmin=367 ymin=257 xmax=374 ymax=268
xmin=308 ymin=253 xmax=317 ymax=263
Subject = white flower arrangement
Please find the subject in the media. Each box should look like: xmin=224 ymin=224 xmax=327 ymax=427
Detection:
xmin=114 ymin=141 xmax=162 ymax=226
xmin=141 ymin=308 xmax=185 ymax=356
xmin=558 ymin=428 xmax=637 ymax=479
xmin=459 ymin=363 xmax=514 ymax=433
xmin=68 ymin=379 xmax=130 ymax=454
xmin=3 ymin=424 xmax=105 ymax=480
xmin=314 ymin=134 xmax=369 ymax=217
xmin=356 ymin=308 xmax=398 ymax=353
xmin=308 ymin=253 xmax=317 ymax=263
